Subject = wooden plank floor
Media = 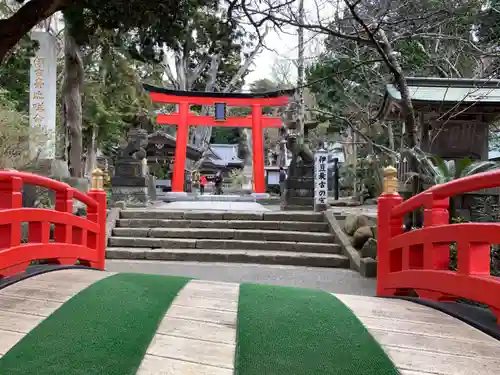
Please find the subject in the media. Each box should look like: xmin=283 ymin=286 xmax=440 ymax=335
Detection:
xmin=1 ymin=269 xmax=499 ymax=375
xmin=137 ymin=279 xmax=239 ymax=374
xmin=0 ymin=269 xmax=114 ymax=357
xmin=336 ymin=293 xmax=500 ymax=375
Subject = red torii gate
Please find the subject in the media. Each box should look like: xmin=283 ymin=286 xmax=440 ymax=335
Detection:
xmin=144 ymin=85 xmax=293 ymax=194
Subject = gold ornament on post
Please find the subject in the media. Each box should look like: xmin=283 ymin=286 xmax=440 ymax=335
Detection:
xmin=91 ymin=168 xmax=104 ymax=190
xmin=383 ymin=166 xmax=398 ymax=194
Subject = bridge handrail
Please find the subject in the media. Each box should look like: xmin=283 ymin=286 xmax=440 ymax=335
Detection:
xmin=0 ymin=170 xmax=98 ymax=209
xmin=377 ymin=166 xmax=500 ymax=326
xmin=0 ymin=169 xmax=107 ymax=278
xmin=391 ymin=169 xmax=500 ymax=217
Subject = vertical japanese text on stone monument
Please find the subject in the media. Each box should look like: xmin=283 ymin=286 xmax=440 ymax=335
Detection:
xmin=314 ymin=149 xmax=328 ymax=209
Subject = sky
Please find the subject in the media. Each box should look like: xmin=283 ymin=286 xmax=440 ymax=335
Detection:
xmin=243 ymin=0 xmax=338 ymax=87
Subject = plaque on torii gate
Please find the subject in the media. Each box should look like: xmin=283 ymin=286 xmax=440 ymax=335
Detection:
xmin=144 ymin=85 xmax=294 ymax=195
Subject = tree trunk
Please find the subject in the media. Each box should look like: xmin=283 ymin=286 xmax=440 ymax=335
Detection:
xmin=188 ymin=55 xmax=219 ymax=151
xmin=62 ymin=25 xmax=84 ymax=178
xmin=0 ymin=0 xmax=72 ymax=63
xmin=183 ymin=29 xmax=269 ymax=153
xmin=377 ymin=29 xmax=417 ymax=148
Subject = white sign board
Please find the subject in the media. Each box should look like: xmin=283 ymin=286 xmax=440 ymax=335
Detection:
xmin=267 ymin=170 xmax=280 ymax=185
xmin=314 ymin=150 xmax=329 ymax=207
xmin=29 ymin=31 xmax=57 ymax=159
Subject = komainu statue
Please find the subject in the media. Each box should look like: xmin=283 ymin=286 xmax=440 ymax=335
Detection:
xmin=280 ymin=90 xmax=320 ymax=211
xmin=117 ymin=114 xmax=149 ymax=161
xmin=111 ymin=113 xmax=154 ymax=206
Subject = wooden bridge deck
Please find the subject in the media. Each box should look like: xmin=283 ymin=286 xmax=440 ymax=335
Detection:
xmin=0 ymin=269 xmax=498 ymax=374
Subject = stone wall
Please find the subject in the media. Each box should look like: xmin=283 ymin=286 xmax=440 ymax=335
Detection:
xmin=454 ymin=189 xmax=500 ymax=221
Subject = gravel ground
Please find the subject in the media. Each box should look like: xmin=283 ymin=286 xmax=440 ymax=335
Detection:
xmin=106 ymin=260 xmax=377 ymax=296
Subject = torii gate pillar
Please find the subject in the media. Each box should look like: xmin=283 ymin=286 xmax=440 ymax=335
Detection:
xmin=172 ymin=102 xmax=189 ymax=193
xmin=251 ymin=104 xmax=265 ymax=194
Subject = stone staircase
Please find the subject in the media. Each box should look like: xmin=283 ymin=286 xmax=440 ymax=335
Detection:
xmin=107 ymin=209 xmax=350 ymax=268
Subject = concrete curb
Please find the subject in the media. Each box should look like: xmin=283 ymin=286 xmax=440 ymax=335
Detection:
xmin=324 ymin=210 xmax=378 ymax=278
xmin=324 ymin=210 xmax=361 ymax=272
xmin=106 ymin=207 xmax=122 ymax=246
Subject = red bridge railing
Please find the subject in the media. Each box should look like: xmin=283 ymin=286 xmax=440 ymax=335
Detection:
xmin=0 ymin=169 xmax=107 ymax=279
xmin=377 ymin=166 xmax=500 ymax=325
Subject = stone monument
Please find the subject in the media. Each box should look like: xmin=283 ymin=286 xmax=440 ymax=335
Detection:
xmin=110 ymin=115 xmax=152 ymax=206
xmin=314 ymin=147 xmax=329 ymax=212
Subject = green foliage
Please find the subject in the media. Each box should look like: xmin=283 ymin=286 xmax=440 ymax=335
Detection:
xmin=341 ymin=156 xmax=384 ymax=199
xmin=0 ymin=89 xmax=48 ymax=170
xmin=0 ymin=35 xmax=37 ymax=112
xmin=210 ymin=127 xmax=240 ymax=144
xmin=82 ymin=44 xmax=152 ymax=156
xmin=401 ymin=148 xmax=500 ymax=186
xmin=62 ymin=0 xmax=252 ymax=92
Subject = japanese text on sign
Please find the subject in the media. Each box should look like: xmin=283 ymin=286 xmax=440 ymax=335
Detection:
xmin=314 ymin=150 xmax=329 ymax=206
xmin=31 ymin=56 xmax=46 ymax=128
xmin=29 ymin=31 xmax=57 ymax=160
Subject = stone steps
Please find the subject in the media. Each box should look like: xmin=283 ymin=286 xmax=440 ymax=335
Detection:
xmin=116 ymin=219 xmax=329 ymax=232
xmin=106 ymin=248 xmax=350 ymax=268
xmin=106 ymin=208 xmax=350 ymax=269
xmin=112 ymin=228 xmax=334 ymax=243
xmin=119 ymin=210 xmax=325 ymax=222
xmin=108 ymin=237 xmax=341 ymax=254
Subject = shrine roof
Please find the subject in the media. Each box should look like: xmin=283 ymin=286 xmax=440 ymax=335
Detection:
xmin=199 ymin=144 xmax=243 ymax=169
xmin=147 ymin=130 xmax=202 ymax=161
xmin=143 ymin=84 xmax=295 ymax=99
xmin=378 ymin=77 xmax=500 ymax=120
xmin=209 ymin=144 xmax=243 ymax=164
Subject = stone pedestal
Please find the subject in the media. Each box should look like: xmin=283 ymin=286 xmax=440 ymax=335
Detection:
xmin=147 ymin=175 xmax=157 ymax=201
xmin=281 ymin=164 xmax=314 ymax=211
xmin=111 ymin=184 xmax=149 ymax=207
xmin=111 ymin=163 xmax=150 ymax=207
xmin=314 ymin=202 xmax=328 ymax=212
xmin=241 ymin=164 xmax=253 ymax=194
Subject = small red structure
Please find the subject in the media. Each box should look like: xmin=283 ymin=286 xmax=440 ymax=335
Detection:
xmin=0 ymin=169 xmax=107 ymax=278
xmin=144 ymin=85 xmax=293 ymax=194
xmin=377 ymin=166 xmax=500 ymax=324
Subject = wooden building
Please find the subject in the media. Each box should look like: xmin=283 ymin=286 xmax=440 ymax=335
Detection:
xmin=197 ymin=144 xmax=244 ymax=179
xmin=378 ymin=77 xmax=500 ymax=160
xmin=147 ymin=130 xmax=202 ymax=193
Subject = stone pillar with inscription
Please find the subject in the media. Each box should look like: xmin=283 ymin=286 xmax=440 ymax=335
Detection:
xmin=110 ymin=118 xmax=151 ymax=206
xmin=22 ymin=31 xmax=74 ymax=208
xmin=30 ymin=31 xmax=57 ymax=161
xmin=314 ymin=148 xmax=329 ymax=212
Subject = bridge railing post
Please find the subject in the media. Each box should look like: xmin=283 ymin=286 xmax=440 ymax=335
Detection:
xmin=422 ymin=194 xmax=450 ymax=271
xmin=87 ymin=168 xmax=107 ymax=270
xmin=377 ymin=166 xmax=403 ymax=296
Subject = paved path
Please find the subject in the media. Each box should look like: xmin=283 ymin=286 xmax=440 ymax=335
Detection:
xmin=105 ymin=260 xmax=377 ymax=296
xmin=154 ymin=201 xmax=270 ymax=212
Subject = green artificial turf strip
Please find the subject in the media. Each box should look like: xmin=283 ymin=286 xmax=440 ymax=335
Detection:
xmin=235 ymin=283 xmax=400 ymax=375
xmin=0 ymin=272 xmax=190 ymax=375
